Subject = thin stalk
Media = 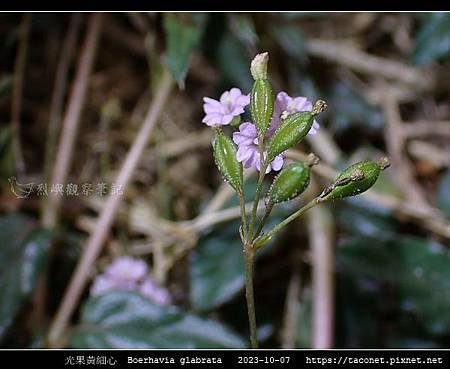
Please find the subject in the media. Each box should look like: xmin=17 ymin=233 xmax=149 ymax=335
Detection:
xmin=244 ymin=246 xmax=258 ymax=348
xmin=253 ymin=202 xmax=273 ymax=239
xmin=238 ymin=192 xmax=249 ymax=240
xmin=248 ymin=160 xmax=268 ymax=239
xmin=42 ymin=14 xmax=103 ymax=228
xmin=255 ymin=197 xmax=322 ymax=248
xmin=43 ymin=13 xmax=82 ymax=186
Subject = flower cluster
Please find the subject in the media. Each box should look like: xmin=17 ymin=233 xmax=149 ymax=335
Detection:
xmin=202 ymin=88 xmax=319 ymax=173
xmin=90 ymin=256 xmax=171 ymax=305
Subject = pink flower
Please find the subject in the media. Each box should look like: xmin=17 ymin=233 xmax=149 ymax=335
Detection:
xmin=139 ymin=277 xmax=172 ymax=305
xmin=90 ymin=275 xmax=118 ymax=296
xmin=202 ymin=88 xmax=250 ymax=126
xmin=104 ymin=256 xmax=148 ymax=284
xmin=90 ymin=257 xmax=172 ymax=305
xmin=233 ymin=122 xmax=284 ymax=173
xmin=90 ymin=256 xmax=149 ymax=297
xmin=269 ymin=92 xmax=320 ymax=135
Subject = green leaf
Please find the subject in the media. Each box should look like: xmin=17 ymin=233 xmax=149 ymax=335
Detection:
xmin=0 ymin=213 xmax=52 ymax=342
xmin=190 ymin=221 xmax=244 ymax=311
xmin=337 ymin=236 xmax=450 ymax=336
xmin=229 ymin=15 xmax=258 ymax=48
xmin=0 ymin=74 xmax=12 ymax=108
xmin=335 ymin=198 xmax=401 ymax=239
xmin=271 ymin=25 xmax=307 ymax=64
xmin=163 ymin=14 xmax=207 ymax=89
xmin=410 ymin=13 xmax=450 ymax=65
xmin=216 ymin=33 xmax=253 ymax=92
xmin=437 ymin=169 xmax=450 ymax=218
xmin=71 ymin=291 xmax=246 ymax=348
xmin=329 ymin=82 xmax=384 ymax=133
xmin=0 ymin=127 xmax=15 ymax=179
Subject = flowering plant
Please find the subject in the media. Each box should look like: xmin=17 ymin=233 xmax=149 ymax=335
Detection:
xmin=203 ymin=52 xmax=389 ymax=348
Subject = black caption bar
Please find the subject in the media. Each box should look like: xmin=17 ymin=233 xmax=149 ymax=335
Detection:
xmin=0 ymin=350 xmax=448 ymax=368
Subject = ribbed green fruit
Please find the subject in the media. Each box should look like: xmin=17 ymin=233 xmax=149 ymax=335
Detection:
xmin=267 ymin=111 xmax=314 ymax=161
xmin=268 ymin=162 xmax=311 ymax=204
xmin=251 ymin=79 xmax=274 ymax=135
xmin=212 ymin=133 xmax=243 ymax=194
xmin=327 ymin=160 xmax=381 ymax=200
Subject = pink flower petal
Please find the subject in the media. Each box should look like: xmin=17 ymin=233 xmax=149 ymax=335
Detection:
xmin=229 ymin=87 xmax=242 ymax=100
xmin=236 ymin=145 xmax=253 ymax=162
xmin=270 ymin=155 xmax=284 ymax=171
xmin=221 ymin=114 xmax=234 ymax=125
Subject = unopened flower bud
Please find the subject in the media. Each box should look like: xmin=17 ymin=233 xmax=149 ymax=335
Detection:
xmin=213 ymin=131 xmax=243 ymax=194
xmin=250 ymin=52 xmax=269 ymax=80
xmin=268 ymin=162 xmax=312 ymax=204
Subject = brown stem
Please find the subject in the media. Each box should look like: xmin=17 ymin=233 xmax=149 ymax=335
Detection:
xmin=309 ymin=204 xmax=335 ymax=349
xmin=42 ymin=13 xmax=103 ymax=228
xmin=47 ymin=68 xmax=173 ymax=348
xmin=43 ymin=13 xmax=82 ymax=187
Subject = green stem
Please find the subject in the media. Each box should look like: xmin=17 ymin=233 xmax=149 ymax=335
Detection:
xmin=253 ymin=202 xmax=273 ymax=239
xmin=244 ymin=246 xmax=258 ymax=348
xmin=248 ymin=160 xmax=268 ymax=239
xmin=238 ymin=192 xmax=248 ymax=240
xmin=255 ymin=197 xmax=323 ymax=248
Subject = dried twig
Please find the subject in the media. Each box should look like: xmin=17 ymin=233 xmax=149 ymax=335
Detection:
xmin=43 ymin=14 xmax=82 ymax=188
xmin=42 ymin=14 xmax=103 ymax=228
xmin=402 ymin=121 xmax=450 ymax=138
xmin=308 ymin=202 xmax=335 ymax=349
xmin=306 ymin=39 xmax=433 ymax=90
xmin=382 ymin=87 xmax=429 ymax=208
xmin=280 ymin=270 xmax=302 ymax=348
xmin=408 ymin=140 xmax=450 ymax=169
xmin=47 ymin=68 xmax=174 ymax=348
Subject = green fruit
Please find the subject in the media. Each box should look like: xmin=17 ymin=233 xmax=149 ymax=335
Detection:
xmin=267 ymin=111 xmax=314 ymax=161
xmin=268 ymin=162 xmax=311 ymax=204
xmin=251 ymin=79 xmax=274 ymax=135
xmin=212 ymin=133 xmax=243 ymax=193
xmin=326 ymin=160 xmax=381 ymax=200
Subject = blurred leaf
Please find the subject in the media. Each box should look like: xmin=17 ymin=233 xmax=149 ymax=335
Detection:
xmin=271 ymin=25 xmax=307 ymax=64
xmin=163 ymin=14 xmax=207 ymax=89
xmin=329 ymin=82 xmax=383 ymax=133
xmin=336 ymin=275 xmax=380 ymax=348
xmin=216 ymin=33 xmax=253 ymax=92
xmin=437 ymin=169 xmax=450 ymax=218
xmin=0 ymin=213 xmax=52 ymax=342
xmin=229 ymin=15 xmax=258 ymax=49
xmin=0 ymin=127 xmax=15 ymax=179
xmin=72 ymin=291 xmax=246 ymax=348
xmin=335 ymin=197 xmax=400 ymax=239
xmin=337 ymin=236 xmax=450 ymax=336
xmin=410 ymin=13 xmax=450 ymax=65
xmin=190 ymin=221 xmax=244 ymax=311
xmin=0 ymin=74 xmax=12 ymax=107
